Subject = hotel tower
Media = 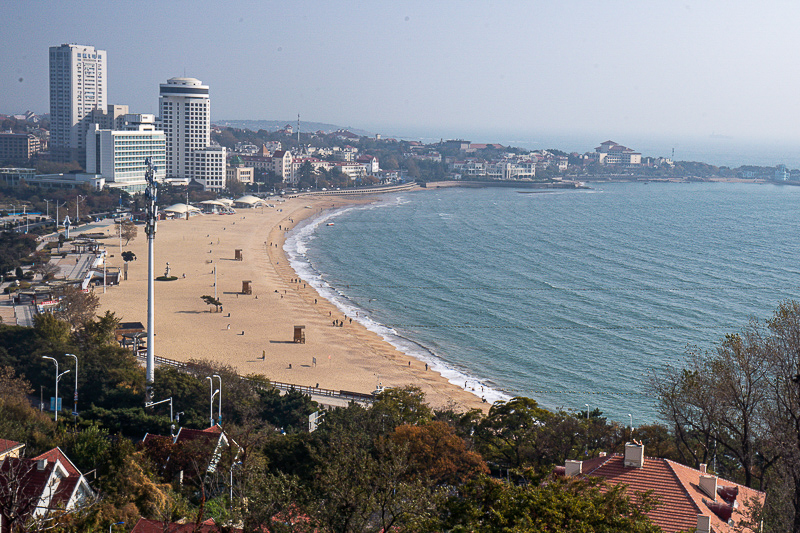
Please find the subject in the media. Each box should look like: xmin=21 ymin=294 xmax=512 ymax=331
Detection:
xmin=49 ymin=44 xmax=107 ymax=164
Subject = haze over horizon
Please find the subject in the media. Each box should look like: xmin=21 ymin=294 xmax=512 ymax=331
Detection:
xmin=3 ymin=0 xmax=800 ymax=165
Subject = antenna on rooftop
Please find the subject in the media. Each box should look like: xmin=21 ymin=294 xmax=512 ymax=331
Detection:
xmin=297 ymin=113 xmax=301 ymax=147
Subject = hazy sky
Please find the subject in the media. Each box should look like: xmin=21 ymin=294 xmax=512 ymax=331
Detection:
xmin=3 ymin=0 xmax=800 ymax=155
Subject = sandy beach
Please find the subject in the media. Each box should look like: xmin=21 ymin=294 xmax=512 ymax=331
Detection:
xmin=96 ymin=193 xmax=488 ymax=412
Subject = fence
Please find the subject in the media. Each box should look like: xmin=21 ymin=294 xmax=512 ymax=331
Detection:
xmin=133 ymin=352 xmax=375 ymax=404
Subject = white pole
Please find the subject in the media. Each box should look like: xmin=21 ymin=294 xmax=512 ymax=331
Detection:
xmin=213 ymin=374 xmax=222 ymax=424
xmin=214 ymin=264 xmax=217 ymax=300
xmin=67 ymin=353 xmax=78 ymax=417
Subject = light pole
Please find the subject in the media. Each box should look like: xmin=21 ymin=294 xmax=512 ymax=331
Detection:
xmin=76 ymin=194 xmax=85 ymax=225
xmin=585 ymin=404 xmax=589 ymax=420
xmin=42 ymin=356 xmax=70 ymax=422
xmin=628 ymin=413 xmax=633 ymax=441
xmin=212 ymin=374 xmax=222 ymax=425
xmin=109 ymin=521 xmax=124 ymax=533
xmin=66 ymin=353 xmax=78 ymax=419
xmin=145 ymin=396 xmax=173 ymax=422
xmin=206 ymin=376 xmax=219 ymax=428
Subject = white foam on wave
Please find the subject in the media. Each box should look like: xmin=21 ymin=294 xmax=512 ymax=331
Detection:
xmin=284 ymin=197 xmax=512 ymax=406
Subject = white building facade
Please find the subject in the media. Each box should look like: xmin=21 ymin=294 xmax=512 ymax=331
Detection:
xmin=158 ymin=77 xmax=211 ymax=180
xmin=190 ymin=146 xmax=227 ymax=191
xmin=49 ymin=44 xmax=108 ymax=164
xmin=86 ymin=115 xmax=166 ymax=193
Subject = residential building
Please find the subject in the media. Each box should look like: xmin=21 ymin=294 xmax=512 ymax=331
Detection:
xmin=89 ymin=104 xmax=129 ymax=131
xmin=190 ymin=146 xmax=227 ymax=191
xmin=560 ymin=442 xmax=765 ymax=533
xmin=356 ymin=155 xmax=380 ymax=174
xmin=49 ymin=44 xmax=107 ymax=164
xmin=226 ymin=164 xmax=254 ymax=185
xmin=592 ymin=140 xmax=642 ymax=165
xmin=0 ymin=442 xmax=95 ymax=532
xmin=271 ymin=150 xmax=293 ymax=183
xmin=0 ymin=134 xmax=41 ymax=164
xmin=131 ymin=517 xmax=241 ymax=533
xmin=158 ymin=77 xmax=211 ymax=180
xmin=85 ymin=115 xmax=166 ymax=193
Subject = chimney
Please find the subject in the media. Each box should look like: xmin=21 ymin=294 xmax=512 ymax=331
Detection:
xmin=36 ymin=459 xmax=48 ymax=471
xmin=699 ymin=463 xmax=707 ymax=473
xmin=565 ymin=460 xmax=582 ymax=477
xmin=696 ymin=515 xmax=711 ymax=533
xmin=624 ymin=442 xmax=645 ymax=468
xmin=699 ymin=474 xmax=718 ymax=499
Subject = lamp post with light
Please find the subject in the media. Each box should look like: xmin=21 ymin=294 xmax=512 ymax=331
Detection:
xmin=66 ymin=353 xmax=78 ymax=420
xmin=42 ymin=356 xmax=70 ymax=422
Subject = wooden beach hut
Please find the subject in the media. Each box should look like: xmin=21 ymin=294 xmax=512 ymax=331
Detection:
xmin=234 ymin=249 xmax=243 ymax=261
xmin=242 ymin=280 xmax=252 ymax=294
xmin=293 ymin=325 xmax=306 ymax=343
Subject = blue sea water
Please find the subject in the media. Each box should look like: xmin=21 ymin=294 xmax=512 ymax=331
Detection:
xmin=285 ymin=182 xmax=800 ymax=424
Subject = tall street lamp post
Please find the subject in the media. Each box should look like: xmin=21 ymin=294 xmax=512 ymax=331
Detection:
xmin=42 ymin=356 xmax=70 ymax=422
xmin=212 ymin=374 xmax=222 ymax=425
xmin=66 ymin=353 xmax=78 ymax=419
xmin=206 ymin=376 xmax=219 ymax=428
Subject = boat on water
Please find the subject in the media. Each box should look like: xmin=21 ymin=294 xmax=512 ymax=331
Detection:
xmin=326 ymin=222 xmax=335 ymax=226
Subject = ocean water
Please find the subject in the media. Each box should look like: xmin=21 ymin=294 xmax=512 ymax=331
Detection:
xmin=284 ymin=182 xmax=800 ymax=423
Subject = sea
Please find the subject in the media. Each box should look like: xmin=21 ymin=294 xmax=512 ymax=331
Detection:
xmin=284 ymin=182 xmax=800 ymax=424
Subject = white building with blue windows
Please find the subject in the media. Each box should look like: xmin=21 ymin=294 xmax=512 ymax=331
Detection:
xmin=86 ymin=114 xmax=166 ymax=192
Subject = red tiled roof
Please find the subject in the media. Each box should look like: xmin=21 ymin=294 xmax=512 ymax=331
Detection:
xmin=33 ymin=447 xmax=80 ymax=476
xmin=0 ymin=439 xmax=24 ymax=456
xmin=583 ymin=454 xmax=699 ymax=533
xmin=131 ymin=517 xmax=241 ymax=533
xmin=580 ymin=453 xmax=765 ymax=533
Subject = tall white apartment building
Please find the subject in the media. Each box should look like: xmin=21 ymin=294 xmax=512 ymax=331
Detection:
xmin=158 ymin=77 xmax=211 ymax=180
xmin=86 ymin=115 xmax=166 ymax=193
xmin=49 ymin=44 xmax=108 ymax=164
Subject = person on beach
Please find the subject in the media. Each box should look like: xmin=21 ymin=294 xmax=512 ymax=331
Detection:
xmin=425 ymin=363 xmax=428 ymax=371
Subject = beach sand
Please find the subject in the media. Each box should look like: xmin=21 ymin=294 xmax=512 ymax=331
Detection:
xmin=96 ymin=194 xmax=488 ymax=412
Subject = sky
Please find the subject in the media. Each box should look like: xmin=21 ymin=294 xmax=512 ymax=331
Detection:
xmin=3 ymin=0 xmax=800 ymax=163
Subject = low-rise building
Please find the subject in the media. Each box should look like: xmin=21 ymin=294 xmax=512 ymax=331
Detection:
xmin=591 ymin=140 xmax=642 ymax=166
xmin=0 ymin=134 xmax=41 ymax=164
xmin=189 ymin=146 xmax=227 ymax=191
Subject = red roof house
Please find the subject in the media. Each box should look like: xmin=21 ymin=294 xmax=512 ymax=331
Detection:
xmin=0 ymin=444 xmax=95 ymax=533
xmin=560 ymin=442 xmax=764 ymax=533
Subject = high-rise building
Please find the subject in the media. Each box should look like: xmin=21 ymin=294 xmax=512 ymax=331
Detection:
xmin=158 ymin=77 xmax=210 ymax=180
xmin=49 ymin=44 xmax=108 ymax=164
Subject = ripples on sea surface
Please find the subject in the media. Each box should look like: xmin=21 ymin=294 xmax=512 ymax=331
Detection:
xmin=285 ymin=182 xmax=800 ymax=423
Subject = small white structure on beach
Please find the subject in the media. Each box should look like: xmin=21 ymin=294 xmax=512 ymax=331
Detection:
xmin=162 ymin=203 xmax=202 ymax=218
xmin=233 ymin=195 xmax=267 ymax=208
xmin=199 ymin=200 xmax=235 ymax=214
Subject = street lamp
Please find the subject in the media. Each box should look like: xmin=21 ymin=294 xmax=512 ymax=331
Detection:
xmin=585 ymin=404 xmax=589 ymax=419
xmin=628 ymin=413 xmax=634 ymax=441
xmin=42 ymin=356 xmax=70 ymax=422
xmin=109 ymin=521 xmax=124 ymax=533
xmin=66 ymin=353 xmax=78 ymax=419
xmin=206 ymin=376 xmax=219 ymax=428
xmin=212 ymin=374 xmax=222 ymax=425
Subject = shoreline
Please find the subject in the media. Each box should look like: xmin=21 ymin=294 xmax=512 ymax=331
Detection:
xmin=96 ymin=192 xmax=490 ymax=413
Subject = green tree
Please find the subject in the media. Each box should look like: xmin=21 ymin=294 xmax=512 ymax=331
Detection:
xmin=441 ymin=473 xmax=663 ymax=533
xmin=201 ymin=295 xmax=222 ymax=313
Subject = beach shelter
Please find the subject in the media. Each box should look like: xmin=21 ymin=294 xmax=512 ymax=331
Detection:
xmin=162 ymin=203 xmax=201 ymax=218
xmin=233 ymin=195 xmax=266 ymax=208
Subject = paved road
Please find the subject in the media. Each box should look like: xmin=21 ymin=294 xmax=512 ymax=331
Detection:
xmin=15 ymin=303 xmax=35 ymax=327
